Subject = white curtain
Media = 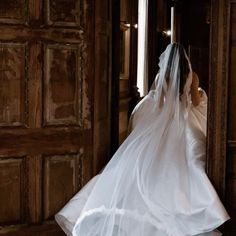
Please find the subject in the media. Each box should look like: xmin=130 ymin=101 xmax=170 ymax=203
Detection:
xmin=137 ymin=0 xmax=149 ymax=97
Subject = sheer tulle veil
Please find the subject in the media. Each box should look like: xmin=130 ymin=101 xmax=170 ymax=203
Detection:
xmin=57 ymin=43 xmax=229 ymax=236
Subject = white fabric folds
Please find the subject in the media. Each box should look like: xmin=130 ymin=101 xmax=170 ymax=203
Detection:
xmin=55 ymin=43 xmax=230 ymax=236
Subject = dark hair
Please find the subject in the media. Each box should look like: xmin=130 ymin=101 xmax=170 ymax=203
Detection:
xmin=165 ymin=43 xmax=190 ymax=95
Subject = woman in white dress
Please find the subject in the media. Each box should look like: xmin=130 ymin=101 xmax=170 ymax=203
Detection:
xmin=55 ymin=43 xmax=230 ymax=236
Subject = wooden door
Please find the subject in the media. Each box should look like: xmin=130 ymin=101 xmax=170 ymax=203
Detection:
xmin=0 ymin=0 xmax=96 ymax=235
xmin=208 ymin=0 xmax=236 ymax=234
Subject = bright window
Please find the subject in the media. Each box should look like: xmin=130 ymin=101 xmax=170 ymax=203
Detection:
xmin=137 ymin=0 xmax=149 ymax=97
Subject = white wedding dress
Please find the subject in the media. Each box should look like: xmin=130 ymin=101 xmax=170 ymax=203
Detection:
xmin=55 ymin=43 xmax=230 ymax=236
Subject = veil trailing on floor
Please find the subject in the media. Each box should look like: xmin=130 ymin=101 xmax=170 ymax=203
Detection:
xmin=56 ymin=43 xmax=229 ymax=236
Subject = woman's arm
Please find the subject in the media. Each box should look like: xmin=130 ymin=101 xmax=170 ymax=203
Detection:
xmin=190 ymin=72 xmax=202 ymax=106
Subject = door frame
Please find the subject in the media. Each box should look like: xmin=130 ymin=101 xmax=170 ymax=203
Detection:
xmin=207 ymin=0 xmax=230 ymax=199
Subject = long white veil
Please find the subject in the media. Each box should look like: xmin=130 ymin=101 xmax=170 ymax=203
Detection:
xmin=59 ymin=43 xmax=229 ymax=236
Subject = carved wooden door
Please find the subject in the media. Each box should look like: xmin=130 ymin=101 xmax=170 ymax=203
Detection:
xmin=0 ymin=0 xmax=94 ymax=235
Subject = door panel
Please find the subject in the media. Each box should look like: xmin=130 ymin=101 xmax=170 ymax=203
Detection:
xmin=0 ymin=157 xmax=26 ymax=224
xmin=43 ymin=154 xmax=82 ymax=220
xmin=0 ymin=0 xmax=97 ymax=235
xmin=0 ymin=43 xmax=27 ymax=127
xmin=44 ymin=44 xmax=82 ymax=126
xmin=0 ymin=0 xmax=27 ymax=24
xmin=45 ymin=0 xmax=81 ymax=26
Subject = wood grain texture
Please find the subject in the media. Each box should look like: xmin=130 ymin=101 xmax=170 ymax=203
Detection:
xmin=27 ymin=155 xmax=42 ymax=223
xmin=28 ymin=42 xmax=42 ymax=128
xmin=0 ymin=128 xmax=86 ymax=156
xmin=44 ymin=44 xmax=82 ymax=126
xmin=228 ymin=4 xmax=236 ymax=140
xmin=0 ymin=222 xmax=65 ymax=236
xmin=224 ymin=1 xmax=236 ymax=232
xmin=45 ymin=0 xmax=81 ymax=27
xmin=208 ymin=0 xmax=236 ymax=232
xmin=0 ymin=0 xmax=95 ymax=235
xmin=0 ymin=26 xmax=83 ymax=43
xmin=0 ymin=157 xmax=27 ymax=225
xmin=0 ymin=43 xmax=28 ymax=127
xmin=43 ymin=154 xmax=82 ymax=219
xmin=93 ymin=0 xmax=112 ymax=174
xmin=207 ymin=0 xmax=230 ymax=197
xmin=0 ymin=0 xmax=28 ymax=24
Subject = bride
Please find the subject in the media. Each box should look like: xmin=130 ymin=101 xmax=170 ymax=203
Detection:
xmin=55 ymin=43 xmax=230 ymax=236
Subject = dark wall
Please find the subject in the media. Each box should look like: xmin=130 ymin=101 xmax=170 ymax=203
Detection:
xmin=148 ymin=0 xmax=171 ymax=89
xmin=179 ymin=0 xmax=210 ymax=93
